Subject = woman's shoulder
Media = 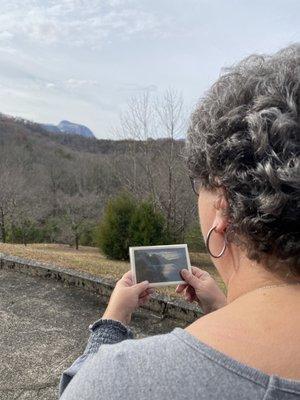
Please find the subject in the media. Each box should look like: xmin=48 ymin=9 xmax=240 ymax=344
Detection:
xmin=62 ymin=329 xmax=191 ymax=399
xmin=98 ymin=328 xmax=183 ymax=361
xmin=83 ymin=329 xmax=182 ymax=371
xmin=62 ymin=324 xmax=300 ymax=399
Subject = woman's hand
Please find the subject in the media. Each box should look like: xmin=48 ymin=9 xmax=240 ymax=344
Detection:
xmin=176 ymin=267 xmax=227 ymax=314
xmin=102 ymin=271 xmax=154 ymax=326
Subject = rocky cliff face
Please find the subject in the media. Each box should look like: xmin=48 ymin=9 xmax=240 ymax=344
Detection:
xmin=57 ymin=120 xmax=95 ymax=138
xmin=41 ymin=120 xmax=95 ymax=138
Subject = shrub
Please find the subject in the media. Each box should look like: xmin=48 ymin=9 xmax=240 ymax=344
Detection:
xmin=97 ymin=194 xmax=170 ymax=260
xmin=7 ymin=220 xmax=44 ymax=245
xmin=98 ymin=193 xmax=136 ymax=260
xmin=129 ymin=201 xmax=169 ymax=246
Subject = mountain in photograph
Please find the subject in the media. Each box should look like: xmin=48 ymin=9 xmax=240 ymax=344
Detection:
xmin=41 ymin=120 xmax=95 ymax=138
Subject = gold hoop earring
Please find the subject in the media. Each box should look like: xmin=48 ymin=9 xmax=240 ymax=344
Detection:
xmin=205 ymin=225 xmax=227 ymax=258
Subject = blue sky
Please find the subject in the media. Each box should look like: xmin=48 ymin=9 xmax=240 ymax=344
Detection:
xmin=0 ymin=0 xmax=299 ymax=139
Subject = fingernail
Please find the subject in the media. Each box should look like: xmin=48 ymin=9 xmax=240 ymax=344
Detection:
xmin=181 ymin=269 xmax=188 ymax=275
xmin=143 ymin=280 xmax=149 ymax=285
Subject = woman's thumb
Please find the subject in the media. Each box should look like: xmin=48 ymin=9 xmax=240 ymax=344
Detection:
xmin=134 ymin=280 xmax=150 ymax=294
xmin=181 ymin=269 xmax=199 ymax=288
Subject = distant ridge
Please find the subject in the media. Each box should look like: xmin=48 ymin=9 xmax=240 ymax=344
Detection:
xmin=41 ymin=120 xmax=95 ymax=138
xmin=0 ymin=113 xmax=95 ymax=138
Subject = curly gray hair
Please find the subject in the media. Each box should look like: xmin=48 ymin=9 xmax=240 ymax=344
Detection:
xmin=186 ymin=44 xmax=300 ymax=277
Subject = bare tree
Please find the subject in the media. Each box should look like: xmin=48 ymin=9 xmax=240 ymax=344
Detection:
xmin=0 ymin=169 xmax=20 ymax=242
xmin=115 ymin=90 xmax=159 ymax=200
xmin=57 ymin=191 xmax=101 ymax=250
xmin=9 ymin=174 xmax=50 ymax=245
xmin=45 ymin=155 xmax=76 ymax=215
xmin=113 ymin=88 xmax=192 ymax=240
xmin=154 ymin=88 xmax=188 ymax=234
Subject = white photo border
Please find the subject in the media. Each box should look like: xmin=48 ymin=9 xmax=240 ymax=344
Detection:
xmin=129 ymin=244 xmax=192 ymax=287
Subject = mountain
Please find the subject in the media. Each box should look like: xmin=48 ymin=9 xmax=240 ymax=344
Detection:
xmin=41 ymin=120 xmax=95 ymax=138
xmin=0 ymin=113 xmax=174 ymax=155
xmin=41 ymin=124 xmax=61 ymax=134
xmin=0 ymin=113 xmax=184 ymax=155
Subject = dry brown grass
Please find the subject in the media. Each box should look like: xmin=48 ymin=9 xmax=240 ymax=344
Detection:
xmin=0 ymin=242 xmax=225 ymax=299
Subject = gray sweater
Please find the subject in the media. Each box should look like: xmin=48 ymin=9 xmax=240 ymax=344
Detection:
xmin=59 ymin=319 xmax=300 ymax=399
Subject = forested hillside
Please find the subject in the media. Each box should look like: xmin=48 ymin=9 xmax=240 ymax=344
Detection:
xmin=0 ymin=113 xmax=197 ymax=248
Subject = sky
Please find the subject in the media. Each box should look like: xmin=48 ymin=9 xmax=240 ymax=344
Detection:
xmin=0 ymin=0 xmax=299 ymax=139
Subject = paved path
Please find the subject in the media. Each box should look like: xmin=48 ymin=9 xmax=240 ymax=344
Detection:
xmin=0 ymin=268 xmax=187 ymax=400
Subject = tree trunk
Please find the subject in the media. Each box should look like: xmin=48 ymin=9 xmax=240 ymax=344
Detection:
xmin=0 ymin=208 xmax=6 ymax=243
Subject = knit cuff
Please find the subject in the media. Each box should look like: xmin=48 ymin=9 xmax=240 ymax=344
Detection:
xmin=84 ymin=318 xmax=134 ymax=355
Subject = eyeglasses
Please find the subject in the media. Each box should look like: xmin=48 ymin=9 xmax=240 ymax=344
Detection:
xmin=190 ymin=176 xmax=202 ymax=196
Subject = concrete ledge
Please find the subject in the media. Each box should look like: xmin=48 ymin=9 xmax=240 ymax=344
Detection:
xmin=0 ymin=253 xmax=203 ymax=323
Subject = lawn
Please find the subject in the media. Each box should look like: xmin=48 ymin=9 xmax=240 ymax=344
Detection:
xmin=0 ymin=243 xmax=225 ymax=299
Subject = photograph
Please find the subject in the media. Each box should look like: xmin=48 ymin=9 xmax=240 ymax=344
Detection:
xmin=130 ymin=244 xmax=192 ymax=287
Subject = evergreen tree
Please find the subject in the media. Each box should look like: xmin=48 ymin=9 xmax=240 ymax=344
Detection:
xmin=129 ymin=201 xmax=168 ymax=246
xmin=98 ymin=193 xmax=136 ymax=260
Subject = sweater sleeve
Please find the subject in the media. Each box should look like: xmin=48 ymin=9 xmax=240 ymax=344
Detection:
xmin=58 ymin=318 xmax=134 ymax=398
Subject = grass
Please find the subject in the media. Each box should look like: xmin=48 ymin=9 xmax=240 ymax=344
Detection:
xmin=0 ymin=242 xmax=225 ymax=299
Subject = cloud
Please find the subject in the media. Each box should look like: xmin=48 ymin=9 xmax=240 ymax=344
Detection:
xmin=65 ymin=78 xmax=100 ymax=88
xmin=0 ymin=0 xmax=174 ymax=49
xmin=46 ymin=82 xmax=56 ymax=89
xmin=0 ymin=46 xmax=17 ymax=54
xmin=0 ymin=30 xmax=14 ymax=42
xmin=117 ymin=83 xmax=158 ymax=92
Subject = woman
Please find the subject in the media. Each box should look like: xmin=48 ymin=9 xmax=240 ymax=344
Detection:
xmin=59 ymin=45 xmax=300 ymax=399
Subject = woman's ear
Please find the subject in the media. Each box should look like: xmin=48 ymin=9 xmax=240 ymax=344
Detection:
xmin=212 ymin=188 xmax=229 ymax=234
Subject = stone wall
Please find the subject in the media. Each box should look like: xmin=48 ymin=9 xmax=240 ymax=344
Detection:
xmin=0 ymin=253 xmax=203 ymax=323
